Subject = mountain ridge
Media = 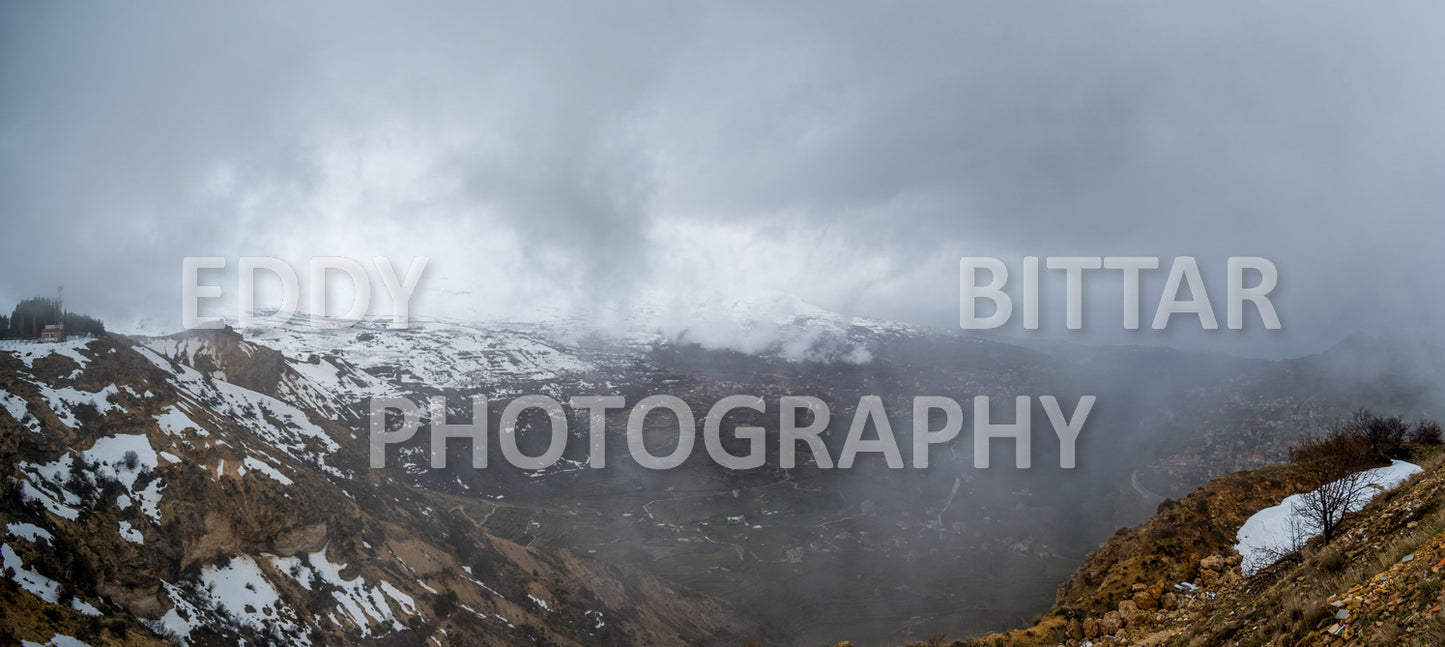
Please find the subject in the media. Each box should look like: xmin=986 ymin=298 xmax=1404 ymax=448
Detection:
xmin=0 ymin=332 xmax=760 ymax=645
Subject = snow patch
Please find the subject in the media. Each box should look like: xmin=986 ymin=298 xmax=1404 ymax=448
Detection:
xmin=1235 ymin=460 xmax=1422 ymax=575
xmin=1 ymin=543 xmax=100 ymax=615
xmin=0 ymin=337 xmax=95 ymax=370
xmin=0 ymin=390 xmax=40 ymax=433
xmin=270 ymin=547 xmax=416 ymax=636
xmin=34 ymin=384 xmax=121 ymax=428
xmin=15 ymin=478 xmax=79 ymax=520
xmin=19 ymin=435 xmax=165 ymax=523
xmin=22 ymin=635 xmax=92 ymax=647
xmin=118 ymin=520 xmax=144 ymax=544
xmin=155 ymin=404 xmax=203 ymax=436
xmin=7 ymin=523 xmax=53 ymax=543
xmin=154 ymin=555 xmax=308 ymax=644
xmin=82 ymin=434 xmax=159 ymax=490
xmin=243 ymin=456 xmax=294 ymax=485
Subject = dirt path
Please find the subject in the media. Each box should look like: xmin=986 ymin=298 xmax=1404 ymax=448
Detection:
xmin=1131 ymin=469 xmax=1166 ymax=502
xmin=449 ymin=502 xmax=499 ymax=528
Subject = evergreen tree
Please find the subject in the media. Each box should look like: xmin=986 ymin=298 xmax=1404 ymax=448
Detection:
xmin=1 ymin=297 xmax=105 ymax=338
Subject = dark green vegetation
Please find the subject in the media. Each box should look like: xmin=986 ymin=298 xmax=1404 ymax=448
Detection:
xmin=0 ymin=296 xmax=106 ymax=339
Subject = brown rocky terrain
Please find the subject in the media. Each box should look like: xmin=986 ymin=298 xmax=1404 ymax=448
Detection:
xmin=0 ymin=332 xmax=756 ymax=645
xmin=914 ymin=445 xmax=1445 ymax=647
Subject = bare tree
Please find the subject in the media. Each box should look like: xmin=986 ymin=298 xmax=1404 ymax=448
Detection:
xmin=1412 ymin=418 xmax=1443 ymax=445
xmin=1288 ymin=425 xmax=1380 ymax=545
xmin=1290 ymin=461 xmax=1373 ymax=545
xmin=1362 ymin=412 xmax=1409 ymax=458
xmin=1248 ymin=506 xmax=1317 ymax=574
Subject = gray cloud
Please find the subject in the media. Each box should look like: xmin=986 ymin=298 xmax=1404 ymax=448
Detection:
xmin=3 ymin=2 xmax=1444 ymax=357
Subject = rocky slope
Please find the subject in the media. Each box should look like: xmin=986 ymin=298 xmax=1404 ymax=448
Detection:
xmin=945 ymin=445 xmax=1445 ymax=647
xmin=0 ymin=332 xmax=754 ymax=646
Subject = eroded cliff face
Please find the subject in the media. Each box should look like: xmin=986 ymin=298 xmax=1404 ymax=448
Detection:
xmin=0 ymin=333 xmax=755 ymax=646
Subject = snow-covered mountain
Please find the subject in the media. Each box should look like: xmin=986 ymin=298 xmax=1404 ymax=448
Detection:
xmin=9 ymin=304 xmax=1445 ymax=646
xmin=148 ymin=294 xmax=918 ymax=405
xmin=0 ymin=332 xmax=755 ymax=646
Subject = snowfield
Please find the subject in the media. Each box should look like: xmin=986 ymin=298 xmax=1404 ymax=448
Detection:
xmin=0 ymin=337 xmax=97 ymax=370
xmin=0 ymin=388 xmax=40 ymax=433
xmin=18 ymin=433 xmax=167 ymax=524
xmin=6 ymin=523 xmax=53 ymax=543
xmin=1 ymin=544 xmax=101 ymax=616
xmin=269 ymin=546 xmax=418 ymax=637
xmin=244 ymin=317 xmax=597 ymax=392
xmin=1234 ymin=459 xmax=1422 ymax=575
xmin=134 ymin=345 xmax=344 ymax=478
xmin=32 ymin=384 xmax=122 ymax=429
xmin=154 ymin=403 xmax=204 ymax=436
xmin=153 ymin=555 xmax=308 ymax=644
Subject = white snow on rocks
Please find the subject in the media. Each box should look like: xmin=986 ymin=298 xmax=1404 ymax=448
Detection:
xmin=134 ymin=345 xmax=343 ymax=477
xmin=0 ymin=337 xmax=96 ymax=370
xmin=21 ymin=635 xmax=91 ymax=647
xmin=18 ymin=433 xmax=165 ymax=523
xmin=118 ymin=520 xmax=144 ymax=544
xmin=83 ymin=434 xmax=159 ymax=489
xmin=154 ymin=404 xmax=204 ymax=436
xmin=15 ymin=478 xmax=79 ymax=520
xmin=0 ymin=389 xmax=40 ymax=433
xmin=1 ymin=543 xmax=101 ymax=615
xmin=33 ymin=385 xmax=121 ymax=429
xmin=6 ymin=522 xmax=53 ymax=543
xmin=270 ymin=546 xmax=417 ymax=636
xmin=1235 ymin=459 xmax=1422 ymax=575
xmin=154 ymin=555 xmax=307 ymax=644
xmin=243 ymin=456 xmax=295 ymax=485
xmin=21 ymin=635 xmax=92 ymax=647
xmin=245 ymin=318 xmax=595 ymax=392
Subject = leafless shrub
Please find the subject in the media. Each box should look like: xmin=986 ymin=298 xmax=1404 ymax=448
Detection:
xmin=1289 ymin=423 xmax=1387 ymax=545
xmin=1312 ymin=546 xmax=1346 ymax=573
xmin=1412 ymin=418 xmax=1443 ymax=445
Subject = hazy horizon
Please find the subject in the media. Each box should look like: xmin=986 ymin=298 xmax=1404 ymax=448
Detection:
xmin=6 ymin=2 xmax=1445 ymax=360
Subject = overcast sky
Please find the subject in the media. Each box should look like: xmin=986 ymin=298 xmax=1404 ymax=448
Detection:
xmin=3 ymin=2 xmax=1444 ymax=357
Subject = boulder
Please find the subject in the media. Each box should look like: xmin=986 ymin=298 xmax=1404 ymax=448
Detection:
xmin=1200 ymin=555 xmax=1228 ymax=571
xmin=1119 ymin=599 xmax=1149 ymax=627
xmin=1101 ymin=610 xmax=1123 ymax=634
